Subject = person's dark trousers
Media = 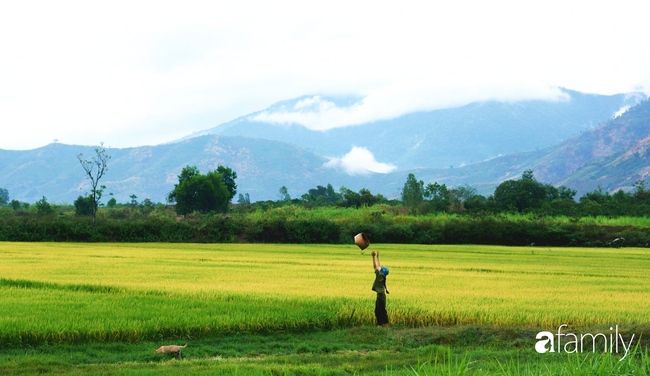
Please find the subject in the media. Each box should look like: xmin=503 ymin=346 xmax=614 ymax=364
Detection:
xmin=375 ymin=292 xmax=388 ymax=325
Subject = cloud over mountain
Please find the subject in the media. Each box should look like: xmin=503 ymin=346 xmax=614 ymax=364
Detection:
xmin=251 ymin=83 xmax=570 ymax=131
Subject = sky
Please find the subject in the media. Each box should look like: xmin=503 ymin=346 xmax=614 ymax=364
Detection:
xmin=1 ymin=0 xmax=650 ymax=151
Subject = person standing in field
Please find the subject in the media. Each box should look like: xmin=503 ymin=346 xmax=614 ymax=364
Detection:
xmin=371 ymin=250 xmax=389 ymax=328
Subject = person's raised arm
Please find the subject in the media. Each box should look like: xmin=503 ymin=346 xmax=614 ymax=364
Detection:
xmin=376 ymin=250 xmax=381 ymax=269
xmin=372 ymin=251 xmax=377 ymax=270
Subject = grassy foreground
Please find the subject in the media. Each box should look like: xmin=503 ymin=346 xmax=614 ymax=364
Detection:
xmin=1 ymin=242 xmax=649 ymax=374
xmin=1 ymin=326 xmax=648 ymax=375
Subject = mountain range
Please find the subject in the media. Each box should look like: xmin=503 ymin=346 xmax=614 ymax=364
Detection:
xmin=182 ymin=88 xmax=645 ymax=170
xmin=0 ymin=88 xmax=648 ymax=204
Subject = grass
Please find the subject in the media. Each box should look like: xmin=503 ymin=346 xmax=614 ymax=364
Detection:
xmin=241 ymin=205 xmax=650 ymax=228
xmin=1 ymin=242 xmax=649 ymax=374
xmin=1 ymin=243 xmax=650 ymax=344
xmin=1 ymin=326 xmax=648 ymax=375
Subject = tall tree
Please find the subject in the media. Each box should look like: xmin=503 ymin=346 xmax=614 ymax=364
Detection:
xmin=340 ymin=188 xmax=382 ymax=208
xmin=73 ymin=195 xmax=95 ymax=216
xmin=449 ymin=184 xmax=479 ymax=210
xmin=359 ymin=188 xmax=382 ymax=207
xmin=424 ymin=182 xmax=451 ymax=212
xmin=634 ymin=179 xmax=647 ymax=200
xmin=305 ymin=183 xmax=341 ymax=204
xmin=324 ymin=184 xmax=340 ymax=202
xmin=401 ymin=173 xmax=424 ymax=207
xmin=167 ymin=166 xmax=231 ymax=215
xmin=278 ymin=186 xmax=291 ymax=202
xmin=308 ymin=185 xmax=327 ymax=199
xmin=0 ymin=188 xmax=8 ymax=205
xmin=494 ymin=169 xmax=547 ymax=212
xmin=237 ymin=193 xmax=251 ymax=204
xmin=341 ymin=188 xmax=361 ymax=208
xmin=217 ymin=165 xmax=238 ymax=202
xmin=35 ymin=196 xmax=54 ymax=215
xmin=77 ymin=148 xmax=110 ymax=226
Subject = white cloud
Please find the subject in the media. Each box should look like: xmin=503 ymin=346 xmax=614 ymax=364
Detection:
xmin=613 ymin=106 xmax=630 ymax=118
xmin=293 ymin=96 xmax=333 ymax=110
xmin=251 ymin=83 xmax=570 ymax=131
xmin=324 ymin=146 xmax=396 ymax=175
xmin=1 ymin=1 xmax=650 ymax=149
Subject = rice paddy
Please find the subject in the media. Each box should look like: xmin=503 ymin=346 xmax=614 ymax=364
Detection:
xmin=1 ymin=242 xmax=649 ymax=349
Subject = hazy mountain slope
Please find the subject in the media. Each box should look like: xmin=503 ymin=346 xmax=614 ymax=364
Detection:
xmin=370 ymin=99 xmax=650 ymax=198
xmin=186 ymin=89 xmax=645 ymax=170
xmin=0 ymin=143 xmax=111 ymax=203
xmin=0 ymin=136 xmax=354 ymax=204
xmin=2 ymin=95 xmax=649 ymax=205
xmin=556 ymin=102 xmax=650 ymax=193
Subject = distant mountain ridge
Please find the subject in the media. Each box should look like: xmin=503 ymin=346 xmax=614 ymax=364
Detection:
xmin=368 ymin=98 xmax=650 ymax=198
xmin=0 ymin=137 xmax=350 ymax=204
xmin=1 ymin=89 xmax=648 ymax=204
xmin=181 ymin=88 xmax=646 ymax=170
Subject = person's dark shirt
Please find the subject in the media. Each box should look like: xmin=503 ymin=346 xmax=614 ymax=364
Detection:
xmin=372 ymin=269 xmax=386 ymax=293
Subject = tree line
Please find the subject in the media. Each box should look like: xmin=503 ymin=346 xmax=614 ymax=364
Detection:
xmin=230 ymin=170 xmax=650 ymax=218
xmin=4 ymin=153 xmax=650 ymax=246
xmin=398 ymin=170 xmax=650 ymax=217
xmin=2 ymin=149 xmax=650 ymax=219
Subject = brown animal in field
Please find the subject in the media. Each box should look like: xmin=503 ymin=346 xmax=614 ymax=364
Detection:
xmin=154 ymin=343 xmax=187 ymax=358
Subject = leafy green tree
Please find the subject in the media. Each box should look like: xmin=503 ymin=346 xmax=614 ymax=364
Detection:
xmin=494 ymin=170 xmax=547 ymax=212
xmin=522 ymin=169 xmax=535 ymax=181
xmin=74 ymin=195 xmax=95 ymax=216
xmin=130 ymin=194 xmax=139 ymax=208
xmin=453 ymin=184 xmax=478 ymax=200
xmin=424 ymin=182 xmax=451 ymax=212
xmin=278 ymin=186 xmax=291 ymax=202
xmin=463 ymin=194 xmax=488 ymax=211
xmin=10 ymin=199 xmax=20 ymax=211
xmin=167 ymin=166 xmax=230 ymax=215
xmin=557 ymin=186 xmax=577 ymax=201
xmin=579 ymin=186 xmax=610 ymax=205
xmin=634 ymin=180 xmax=647 ymax=200
xmin=340 ymin=188 xmax=382 ymax=208
xmin=141 ymin=198 xmax=155 ymax=214
xmin=401 ymin=173 xmax=424 ymax=207
xmin=359 ymin=188 xmax=382 ymax=207
xmin=237 ymin=193 xmax=251 ymax=204
xmin=77 ymin=148 xmax=110 ymax=226
xmin=342 ymin=188 xmax=361 ymax=208
xmin=305 ymin=183 xmax=341 ymax=205
xmin=449 ymin=184 xmax=479 ymax=211
xmin=308 ymin=185 xmax=327 ymax=199
xmin=543 ymin=184 xmax=559 ymax=201
xmin=325 ymin=184 xmax=340 ymax=202
xmin=35 ymin=196 xmax=54 ymax=215
xmin=0 ymin=188 xmax=8 ymax=205
xmin=106 ymin=197 xmax=117 ymax=209
xmin=217 ymin=165 xmax=238 ymax=202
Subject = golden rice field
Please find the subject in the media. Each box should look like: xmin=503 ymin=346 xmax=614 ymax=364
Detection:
xmin=0 ymin=242 xmax=649 ymax=346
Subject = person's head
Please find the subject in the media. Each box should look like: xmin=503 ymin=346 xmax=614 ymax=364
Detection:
xmin=380 ymin=266 xmax=389 ymax=276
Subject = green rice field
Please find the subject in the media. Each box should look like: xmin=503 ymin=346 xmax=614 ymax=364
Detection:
xmin=1 ymin=242 xmax=649 ymax=374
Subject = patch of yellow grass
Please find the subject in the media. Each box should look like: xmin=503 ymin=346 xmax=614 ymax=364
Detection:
xmin=0 ymin=242 xmax=648 ymax=343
